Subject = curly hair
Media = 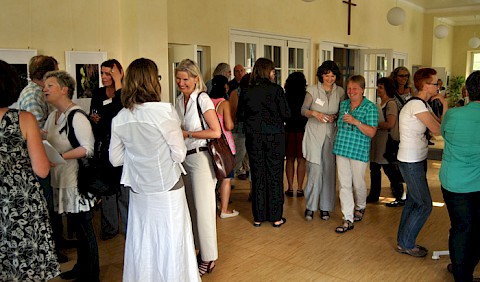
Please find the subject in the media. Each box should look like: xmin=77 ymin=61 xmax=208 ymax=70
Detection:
xmin=316 ymin=60 xmax=341 ymax=83
xmin=122 ymin=58 xmax=162 ymax=110
xmin=209 ymin=75 xmax=228 ymax=99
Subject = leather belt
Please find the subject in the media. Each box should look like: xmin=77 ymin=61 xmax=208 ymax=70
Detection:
xmin=186 ymin=147 xmax=208 ymax=156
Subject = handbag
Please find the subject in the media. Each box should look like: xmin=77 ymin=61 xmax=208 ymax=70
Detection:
xmin=383 ymin=134 xmax=399 ymax=163
xmin=381 ymin=100 xmax=399 ymax=163
xmin=63 ymin=109 xmax=116 ymax=198
xmin=196 ymin=93 xmax=237 ymax=181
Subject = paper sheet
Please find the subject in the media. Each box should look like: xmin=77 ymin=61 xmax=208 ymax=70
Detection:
xmin=43 ymin=140 xmax=67 ymax=164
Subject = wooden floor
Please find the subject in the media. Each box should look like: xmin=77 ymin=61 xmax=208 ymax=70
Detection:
xmin=51 ymin=141 xmax=479 ymax=281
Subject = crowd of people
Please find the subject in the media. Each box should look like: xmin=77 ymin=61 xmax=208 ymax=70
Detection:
xmin=0 ymin=54 xmax=479 ymax=282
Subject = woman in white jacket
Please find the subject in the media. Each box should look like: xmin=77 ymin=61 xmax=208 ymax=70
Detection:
xmin=109 ymin=58 xmax=199 ymax=282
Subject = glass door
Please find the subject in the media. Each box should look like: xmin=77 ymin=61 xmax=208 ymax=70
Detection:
xmin=359 ymin=49 xmax=393 ymax=103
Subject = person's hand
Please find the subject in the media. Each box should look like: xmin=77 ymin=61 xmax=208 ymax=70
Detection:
xmin=431 ymin=93 xmax=448 ymax=106
xmin=182 ymin=130 xmax=188 ymax=139
xmin=312 ymin=111 xmax=334 ymax=123
xmin=343 ymin=113 xmax=358 ymax=125
xmin=110 ymin=64 xmax=123 ymax=83
xmin=90 ymin=112 xmax=101 ymax=124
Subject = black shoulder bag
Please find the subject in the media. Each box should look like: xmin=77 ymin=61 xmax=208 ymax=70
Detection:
xmin=62 ymin=109 xmax=115 ymax=198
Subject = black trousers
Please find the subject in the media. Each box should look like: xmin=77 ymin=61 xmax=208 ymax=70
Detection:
xmin=246 ymin=133 xmax=285 ymax=222
xmin=69 ymin=211 xmax=100 ymax=281
xmin=442 ymin=187 xmax=480 ymax=282
xmin=369 ymin=162 xmax=404 ymax=200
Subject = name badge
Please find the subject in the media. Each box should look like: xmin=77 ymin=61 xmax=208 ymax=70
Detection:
xmin=315 ymin=98 xmax=325 ymax=106
xmin=103 ymin=98 xmax=113 ymax=106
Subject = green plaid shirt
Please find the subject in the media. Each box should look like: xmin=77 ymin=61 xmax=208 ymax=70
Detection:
xmin=333 ymin=98 xmax=378 ymax=162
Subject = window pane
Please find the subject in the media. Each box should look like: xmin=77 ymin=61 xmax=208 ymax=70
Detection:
xmin=289 ymin=48 xmax=295 ymax=68
xmin=274 ymin=46 xmax=281 ymax=68
xmin=473 ymin=53 xmax=480 ymax=70
xmin=264 ymin=45 xmax=272 ymax=60
xmin=297 ymin=49 xmax=304 ymax=68
xmin=275 ymin=69 xmax=281 ymax=85
xmin=235 ymin=42 xmax=245 ymax=66
xmin=247 ymin=43 xmax=256 ymax=68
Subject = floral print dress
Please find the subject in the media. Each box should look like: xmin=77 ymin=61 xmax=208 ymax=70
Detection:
xmin=0 ymin=109 xmax=60 ymax=281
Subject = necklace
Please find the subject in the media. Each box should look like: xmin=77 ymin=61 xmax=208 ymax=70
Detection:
xmin=55 ymin=102 xmax=74 ymax=124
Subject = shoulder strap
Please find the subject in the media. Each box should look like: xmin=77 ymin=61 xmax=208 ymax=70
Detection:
xmin=196 ymin=92 xmax=207 ymax=131
xmin=394 ymin=92 xmax=406 ymax=106
xmin=215 ymin=99 xmax=225 ymax=112
xmin=404 ymin=96 xmax=428 ymax=108
xmin=60 ymin=108 xmax=89 ymax=149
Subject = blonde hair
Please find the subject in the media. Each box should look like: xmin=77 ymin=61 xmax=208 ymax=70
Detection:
xmin=175 ymin=59 xmax=206 ymax=93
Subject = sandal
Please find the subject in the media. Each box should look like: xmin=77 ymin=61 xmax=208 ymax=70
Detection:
xmin=304 ymin=209 xmax=314 ymax=221
xmin=396 ymin=245 xmax=427 ymax=257
xmin=296 ymin=190 xmax=304 ymax=197
xmin=198 ymin=260 xmax=215 ymax=276
xmin=353 ymin=209 xmax=365 ymax=222
xmin=335 ymin=220 xmax=354 ymax=233
xmin=320 ymin=210 xmax=330 ymax=220
xmin=285 ymin=189 xmax=294 ymax=197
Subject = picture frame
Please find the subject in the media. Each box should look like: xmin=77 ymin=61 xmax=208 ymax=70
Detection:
xmin=65 ymin=51 xmax=107 ymax=112
xmin=0 ymin=49 xmax=38 ymax=94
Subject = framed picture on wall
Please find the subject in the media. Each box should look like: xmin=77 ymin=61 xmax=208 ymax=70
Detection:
xmin=65 ymin=51 xmax=107 ymax=112
xmin=0 ymin=49 xmax=38 ymax=93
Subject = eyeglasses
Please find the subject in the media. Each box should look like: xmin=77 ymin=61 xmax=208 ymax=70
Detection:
xmin=397 ymin=74 xmax=409 ymax=78
xmin=427 ymin=82 xmax=439 ymax=86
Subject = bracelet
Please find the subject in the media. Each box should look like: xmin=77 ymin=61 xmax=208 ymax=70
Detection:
xmin=188 ymin=131 xmax=193 ymax=138
xmin=357 ymin=121 xmax=362 ymax=126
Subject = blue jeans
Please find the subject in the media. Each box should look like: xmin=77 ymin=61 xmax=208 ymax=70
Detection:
xmin=442 ymin=187 xmax=480 ymax=282
xmin=397 ymin=160 xmax=432 ymax=249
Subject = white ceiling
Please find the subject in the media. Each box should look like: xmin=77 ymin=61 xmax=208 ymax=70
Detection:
xmin=403 ymin=0 xmax=480 ymax=25
xmin=404 ymin=0 xmax=480 ymax=10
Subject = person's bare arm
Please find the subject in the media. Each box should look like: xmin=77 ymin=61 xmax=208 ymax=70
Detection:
xmin=20 ymin=112 xmax=50 ymax=178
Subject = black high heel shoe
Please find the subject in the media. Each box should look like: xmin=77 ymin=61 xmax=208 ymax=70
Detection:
xmin=199 ymin=260 xmax=215 ymax=276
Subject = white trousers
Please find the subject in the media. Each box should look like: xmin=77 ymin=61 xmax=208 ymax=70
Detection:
xmin=183 ymin=151 xmax=218 ymax=261
xmin=336 ymin=155 xmax=368 ymax=222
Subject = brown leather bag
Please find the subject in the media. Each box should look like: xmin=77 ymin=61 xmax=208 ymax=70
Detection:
xmin=196 ymin=93 xmax=236 ymax=181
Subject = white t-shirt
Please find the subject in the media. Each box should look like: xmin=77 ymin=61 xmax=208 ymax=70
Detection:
xmin=397 ymin=99 xmax=430 ymax=162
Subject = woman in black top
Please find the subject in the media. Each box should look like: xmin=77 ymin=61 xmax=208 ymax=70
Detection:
xmin=89 ymin=59 xmax=127 ymax=239
xmin=240 ymin=58 xmax=290 ymax=227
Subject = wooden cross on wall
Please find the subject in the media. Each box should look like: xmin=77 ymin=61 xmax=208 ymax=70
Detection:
xmin=343 ymin=0 xmax=357 ymax=35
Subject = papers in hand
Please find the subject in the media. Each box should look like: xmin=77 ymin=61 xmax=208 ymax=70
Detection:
xmin=43 ymin=140 xmax=67 ymax=164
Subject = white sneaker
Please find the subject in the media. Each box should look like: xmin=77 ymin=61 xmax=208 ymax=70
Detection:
xmin=220 ymin=210 xmax=239 ymax=219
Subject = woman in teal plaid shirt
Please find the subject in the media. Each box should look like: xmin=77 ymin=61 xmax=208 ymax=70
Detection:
xmin=333 ymin=75 xmax=378 ymax=233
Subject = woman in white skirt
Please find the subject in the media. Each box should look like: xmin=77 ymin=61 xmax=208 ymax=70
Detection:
xmin=109 ymin=58 xmax=200 ymax=282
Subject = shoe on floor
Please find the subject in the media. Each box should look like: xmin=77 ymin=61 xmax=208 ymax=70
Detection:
xmin=60 ymin=267 xmax=79 ymax=280
xmin=320 ymin=210 xmax=330 ymax=220
xmin=386 ymin=199 xmax=405 ymax=207
xmin=272 ymin=218 xmax=286 ymax=227
xmin=305 ymin=209 xmax=314 ymax=221
xmin=237 ymin=173 xmax=248 ymax=180
xmin=220 ymin=210 xmax=239 ymax=219
xmin=366 ymin=195 xmax=378 ymax=203
xmin=285 ymin=189 xmax=294 ymax=197
xmin=296 ymin=190 xmax=304 ymax=197
xmin=396 ymin=245 xmax=427 ymax=257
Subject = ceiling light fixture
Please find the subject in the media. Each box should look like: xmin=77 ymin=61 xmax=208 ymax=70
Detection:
xmin=434 ymin=23 xmax=449 ymax=39
xmin=468 ymin=16 xmax=480 ymax=49
xmin=387 ymin=1 xmax=405 ymax=26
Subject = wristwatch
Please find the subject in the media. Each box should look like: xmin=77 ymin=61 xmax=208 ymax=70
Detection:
xmin=188 ymin=131 xmax=193 ymax=138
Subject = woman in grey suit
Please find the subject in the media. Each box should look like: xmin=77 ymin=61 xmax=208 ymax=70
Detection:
xmin=302 ymin=61 xmax=345 ymax=221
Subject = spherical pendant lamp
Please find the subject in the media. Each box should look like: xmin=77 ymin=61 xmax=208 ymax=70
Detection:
xmin=434 ymin=25 xmax=449 ymax=39
xmin=387 ymin=7 xmax=406 ymax=26
xmin=469 ymin=36 xmax=480 ymax=49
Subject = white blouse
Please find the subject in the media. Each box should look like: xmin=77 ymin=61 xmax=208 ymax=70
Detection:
xmin=175 ymin=90 xmax=215 ymax=150
xmin=109 ymin=102 xmax=187 ymax=194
